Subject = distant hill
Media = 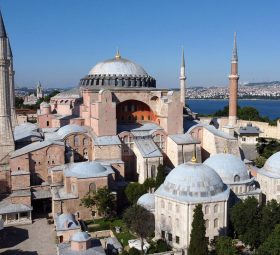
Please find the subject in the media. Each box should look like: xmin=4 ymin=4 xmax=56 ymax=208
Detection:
xmin=244 ymin=81 xmax=280 ymax=87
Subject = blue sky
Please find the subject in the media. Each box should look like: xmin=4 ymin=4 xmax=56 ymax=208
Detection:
xmin=2 ymin=0 xmax=280 ymax=88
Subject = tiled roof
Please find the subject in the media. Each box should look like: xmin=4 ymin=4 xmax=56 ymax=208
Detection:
xmin=169 ymin=133 xmax=199 ymax=145
xmin=94 ymin=136 xmax=121 ymax=146
xmin=134 ymin=137 xmax=162 ymax=158
xmin=0 ymin=201 xmax=32 ymax=214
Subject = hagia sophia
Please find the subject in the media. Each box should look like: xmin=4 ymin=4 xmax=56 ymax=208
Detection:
xmin=0 ymin=10 xmax=280 ymax=252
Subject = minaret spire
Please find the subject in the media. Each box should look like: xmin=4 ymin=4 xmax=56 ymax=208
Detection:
xmin=0 ymin=10 xmax=14 ymax=162
xmin=180 ymin=47 xmax=186 ymax=107
xmin=228 ymin=32 xmax=239 ymax=126
xmin=7 ymin=38 xmax=18 ymax=128
xmin=115 ymin=48 xmax=121 ymax=59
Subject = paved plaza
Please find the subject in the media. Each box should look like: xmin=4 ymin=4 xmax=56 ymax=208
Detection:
xmin=0 ymin=217 xmax=56 ymax=255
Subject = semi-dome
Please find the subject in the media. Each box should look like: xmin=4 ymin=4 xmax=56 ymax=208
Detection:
xmin=137 ymin=193 xmax=155 ymax=211
xmin=261 ymin=152 xmax=280 ymax=178
xmin=56 ymin=213 xmax=79 ymax=231
xmin=65 ymin=161 xmax=114 ymax=179
xmin=155 ymin=162 xmax=229 ymax=202
xmin=204 ymin=153 xmax=250 ymax=184
xmin=57 ymin=124 xmax=87 ymax=138
xmin=79 ymin=51 xmax=156 ymax=89
xmin=71 ymin=231 xmax=91 ymax=242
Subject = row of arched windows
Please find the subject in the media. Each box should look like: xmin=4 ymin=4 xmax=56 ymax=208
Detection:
xmin=205 ymin=218 xmax=219 ymax=229
xmin=74 ymin=136 xmax=89 ymax=147
xmin=205 ymin=204 xmax=219 ymax=214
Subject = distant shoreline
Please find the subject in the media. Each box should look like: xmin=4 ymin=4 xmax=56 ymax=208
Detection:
xmin=187 ymin=98 xmax=280 ymax=101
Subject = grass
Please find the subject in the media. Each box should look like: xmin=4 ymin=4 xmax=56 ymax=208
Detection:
xmin=86 ymin=217 xmax=136 ymax=246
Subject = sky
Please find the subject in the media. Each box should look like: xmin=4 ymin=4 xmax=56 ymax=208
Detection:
xmin=2 ymin=0 xmax=280 ymax=88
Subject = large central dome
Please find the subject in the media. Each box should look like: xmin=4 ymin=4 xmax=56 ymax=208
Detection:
xmin=89 ymin=55 xmax=148 ymax=76
xmin=79 ymin=51 xmax=156 ymax=89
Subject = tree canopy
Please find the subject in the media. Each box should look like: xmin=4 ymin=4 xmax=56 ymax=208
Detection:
xmin=123 ymin=204 xmax=155 ymax=252
xmin=257 ymin=224 xmax=280 ymax=255
xmin=125 ymin=182 xmax=146 ymax=204
xmin=80 ymin=187 xmax=116 ymax=219
xmin=188 ymin=204 xmax=208 ymax=255
xmin=155 ymin=164 xmax=165 ymax=190
xmin=215 ymin=236 xmax=237 ymax=255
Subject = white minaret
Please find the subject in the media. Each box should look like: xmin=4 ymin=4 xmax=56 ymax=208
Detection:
xmin=0 ymin=12 xmax=14 ymax=162
xmin=7 ymin=38 xmax=17 ymax=128
xmin=180 ymin=48 xmax=186 ymax=107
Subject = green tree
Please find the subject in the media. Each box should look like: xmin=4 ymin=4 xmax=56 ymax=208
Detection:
xmin=155 ymin=164 xmax=165 ymax=190
xmin=230 ymin=197 xmax=260 ymax=249
xmin=128 ymin=247 xmax=141 ymax=255
xmin=259 ymin=199 xmax=280 ymax=244
xmin=215 ymin=236 xmax=237 ymax=255
xmin=80 ymin=187 xmax=116 ymax=219
xmin=255 ymin=156 xmax=267 ymax=168
xmin=257 ymin=224 xmax=280 ymax=255
xmin=188 ymin=204 xmax=208 ymax=255
xmin=123 ymin=205 xmax=155 ymax=253
xmin=125 ymin=182 xmax=146 ymax=204
xmin=143 ymin=178 xmax=155 ymax=193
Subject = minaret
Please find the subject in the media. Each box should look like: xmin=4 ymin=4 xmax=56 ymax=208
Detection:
xmin=7 ymin=38 xmax=17 ymax=128
xmin=228 ymin=32 xmax=239 ymax=126
xmin=0 ymin=11 xmax=14 ymax=162
xmin=180 ymin=48 xmax=186 ymax=107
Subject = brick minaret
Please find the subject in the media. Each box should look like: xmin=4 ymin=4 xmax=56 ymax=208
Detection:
xmin=0 ymin=12 xmax=14 ymax=162
xmin=7 ymin=38 xmax=17 ymax=128
xmin=228 ymin=32 xmax=239 ymax=126
xmin=180 ymin=48 xmax=186 ymax=107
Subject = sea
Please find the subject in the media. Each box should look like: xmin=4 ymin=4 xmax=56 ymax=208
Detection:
xmin=187 ymin=99 xmax=280 ymax=120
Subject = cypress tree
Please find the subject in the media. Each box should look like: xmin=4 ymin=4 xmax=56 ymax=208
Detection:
xmin=188 ymin=204 xmax=208 ymax=255
xmin=155 ymin=164 xmax=165 ymax=189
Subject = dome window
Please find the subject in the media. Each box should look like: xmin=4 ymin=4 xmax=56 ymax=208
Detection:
xmin=234 ymin=175 xmax=240 ymax=182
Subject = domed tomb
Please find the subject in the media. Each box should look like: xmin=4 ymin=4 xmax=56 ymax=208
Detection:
xmin=204 ymin=153 xmax=250 ymax=184
xmin=79 ymin=51 xmax=156 ymax=89
xmin=261 ymin=151 xmax=280 ymax=178
xmin=137 ymin=193 xmax=155 ymax=212
xmin=155 ymin=162 xmax=230 ymax=203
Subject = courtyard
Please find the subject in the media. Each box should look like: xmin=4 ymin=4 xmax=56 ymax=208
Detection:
xmin=0 ymin=217 xmax=56 ymax=255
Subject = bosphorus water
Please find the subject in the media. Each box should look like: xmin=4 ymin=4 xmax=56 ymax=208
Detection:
xmin=187 ymin=99 xmax=280 ymax=120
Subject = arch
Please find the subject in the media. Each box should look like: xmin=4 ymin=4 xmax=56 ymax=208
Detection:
xmin=234 ymin=175 xmax=240 ymax=182
xmin=214 ymin=204 xmax=219 ymax=213
xmin=151 ymin=165 xmax=156 ymax=178
xmin=116 ymin=100 xmax=158 ymax=124
xmin=151 ymin=96 xmax=159 ymax=101
xmin=89 ymin=182 xmax=96 ymax=192
xmin=205 ymin=219 xmax=209 ymax=229
xmin=205 ymin=205 xmax=210 ymax=214
xmin=214 ymin=218 xmax=219 ymax=228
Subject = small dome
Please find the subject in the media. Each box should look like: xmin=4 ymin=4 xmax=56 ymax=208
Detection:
xmin=137 ymin=193 xmax=155 ymax=211
xmin=204 ymin=154 xmax=250 ymax=184
xmin=262 ymin=152 xmax=280 ymax=177
xmin=71 ymin=231 xmax=91 ymax=242
xmin=65 ymin=161 xmax=109 ymax=179
xmin=155 ymin=162 xmax=229 ymax=202
xmin=57 ymin=124 xmax=87 ymax=138
xmin=56 ymin=213 xmax=79 ymax=230
xmin=89 ymin=57 xmax=148 ymax=76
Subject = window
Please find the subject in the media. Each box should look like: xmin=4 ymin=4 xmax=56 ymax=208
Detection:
xmin=176 ymin=236 xmax=180 ymax=244
xmin=234 ymin=175 xmax=240 ymax=182
xmin=205 ymin=205 xmax=209 ymax=214
xmin=148 ymin=115 xmax=151 ymax=120
xmin=71 ymin=184 xmax=76 ymax=193
xmin=242 ymin=137 xmax=246 ymax=142
xmin=168 ymin=233 xmax=172 ymax=242
xmin=20 ymin=212 xmax=28 ymax=217
xmin=52 ymin=160 xmax=54 ymax=164
xmin=89 ymin=182 xmax=96 ymax=192
xmin=161 ymin=200 xmax=165 ymax=209
xmin=214 ymin=204 xmax=218 ymax=213
xmin=141 ymin=115 xmax=144 ymax=120
xmin=176 ymin=204 xmax=180 ymax=213
xmin=46 ymin=121 xmax=49 ymax=127
xmin=151 ymin=165 xmax=156 ymax=178
xmin=168 ymin=202 xmax=172 ymax=211
xmin=131 ymin=104 xmax=135 ymax=112
xmin=153 ymin=134 xmax=165 ymax=150
xmin=214 ymin=218 xmax=219 ymax=228
xmin=83 ymin=138 xmax=88 ymax=146
xmin=205 ymin=219 xmax=209 ymax=229
xmin=239 ymin=186 xmax=242 ymax=193
xmin=161 ymin=231 xmax=165 ymax=239
xmin=74 ymin=136 xmax=79 ymax=146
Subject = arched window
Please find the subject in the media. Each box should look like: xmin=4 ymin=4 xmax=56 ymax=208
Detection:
xmin=83 ymin=138 xmax=88 ymax=146
xmin=151 ymin=165 xmax=156 ymax=178
xmin=205 ymin=219 xmax=209 ymax=229
xmin=205 ymin=205 xmax=210 ymax=214
xmin=161 ymin=200 xmax=165 ymax=209
xmin=89 ymin=183 xmax=96 ymax=192
xmin=214 ymin=204 xmax=218 ymax=213
xmin=214 ymin=218 xmax=219 ymax=228
xmin=161 ymin=214 xmax=166 ymax=225
xmin=234 ymin=175 xmax=240 ymax=182
xmin=141 ymin=115 xmax=144 ymax=121
xmin=46 ymin=121 xmax=49 ymax=127
xmin=74 ymin=136 xmax=79 ymax=146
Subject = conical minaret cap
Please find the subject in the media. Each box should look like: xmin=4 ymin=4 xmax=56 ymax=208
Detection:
xmin=0 ymin=11 xmax=7 ymax=38
xmin=7 ymin=38 xmax=12 ymax=58
xmin=232 ymin=32 xmax=238 ymax=62
xmin=181 ymin=47 xmax=185 ymax=67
